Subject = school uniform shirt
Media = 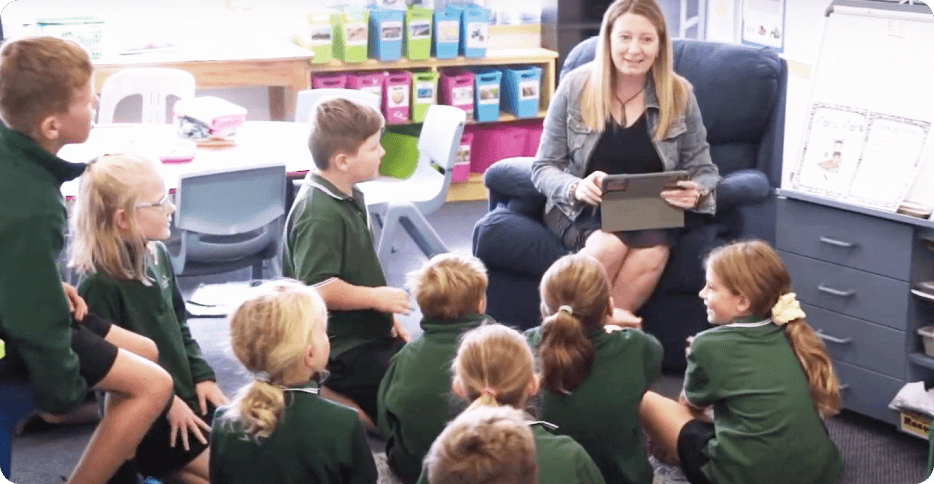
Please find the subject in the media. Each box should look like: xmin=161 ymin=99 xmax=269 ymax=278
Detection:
xmin=78 ymin=242 xmax=215 ymax=409
xmin=283 ymin=173 xmax=392 ymax=357
xmin=526 ymin=326 xmax=663 ymax=484
xmin=377 ymin=314 xmax=490 ymax=481
xmin=210 ymin=381 xmax=378 ymax=484
xmin=0 ymin=124 xmax=88 ymax=413
xmin=683 ymin=316 xmax=843 ymax=484
xmin=413 ymin=419 xmax=607 ymax=484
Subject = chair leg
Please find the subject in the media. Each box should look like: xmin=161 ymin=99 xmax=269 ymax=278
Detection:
xmin=377 ymin=202 xmax=448 ymax=265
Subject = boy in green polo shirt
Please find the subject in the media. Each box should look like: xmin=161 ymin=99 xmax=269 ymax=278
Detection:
xmin=377 ymin=253 xmax=492 ymax=482
xmin=283 ymin=97 xmax=411 ymax=431
xmin=0 ymin=36 xmax=173 ymax=484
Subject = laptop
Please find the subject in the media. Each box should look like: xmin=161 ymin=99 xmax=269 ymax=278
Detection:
xmin=600 ymin=171 xmax=689 ymax=232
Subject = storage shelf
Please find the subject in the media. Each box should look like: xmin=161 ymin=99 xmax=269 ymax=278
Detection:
xmin=909 ymin=352 xmax=934 ymax=370
xmin=308 ymin=48 xmax=558 ymax=73
xmin=446 ymin=173 xmax=487 ymax=202
xmin=385 ymin=111 xmax=546 ymax=127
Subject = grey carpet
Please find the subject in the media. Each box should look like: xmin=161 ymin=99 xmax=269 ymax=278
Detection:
xmin=10 ymin=201 xmax=930 ymax=483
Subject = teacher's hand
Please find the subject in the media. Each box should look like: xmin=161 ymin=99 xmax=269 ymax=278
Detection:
xmin=661 ymin=180 xmax=702 ymax=209
xmin=575 ymin=171 xmax=607 ymax=206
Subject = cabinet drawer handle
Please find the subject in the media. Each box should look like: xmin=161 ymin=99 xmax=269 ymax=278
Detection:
xmin=815 ymin=330 xmax=852 ymax=345
xmin=818 ymin=285 xmax=856 ymax=298
xmin=839 ymin=384 xmax=850 ymax=392
xmin=819 ymin=236 xmax=856 ymax=248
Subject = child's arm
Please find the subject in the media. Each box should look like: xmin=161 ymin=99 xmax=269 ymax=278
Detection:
xmin=316 ymin=278 xmax=411 ymax=315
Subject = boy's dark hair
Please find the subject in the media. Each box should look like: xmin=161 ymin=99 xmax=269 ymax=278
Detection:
xmin=308 ymin=97 xmax=384 ymax=170
xmin=0 ymin=36 xmax=93 ymax=133
xmin=407 ymin=253 xmax=488 ymax=320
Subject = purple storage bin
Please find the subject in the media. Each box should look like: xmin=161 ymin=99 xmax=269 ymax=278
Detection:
xmin=467 ymin=124 xmax=527 ymax=174
xmin=347 ymin=71 xmax=387 ymax=106
xmin=313 ymin=72 xmax=349 ymax=89
xmin=452 ymin=131 xmax=473 ymax=182
xmin=439 ymin=69 xmax=475 ymax=119
xmin=383 ymin=71 xmax=412 ymax=124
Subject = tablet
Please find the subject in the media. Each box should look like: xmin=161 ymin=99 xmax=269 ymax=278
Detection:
xmin=600 ymin=171 xmax=689 ymax=232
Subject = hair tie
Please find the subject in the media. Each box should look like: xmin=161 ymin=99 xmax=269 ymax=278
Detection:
xmin=252 ymin=370 xmax=271 ymax=383
xmin=481 ymin=387 xmax=499 ymax=399
xmin=771 ymin=293 xmax=806 ymax=326
xmin=558 ymin=305 xmax=574 ymax=316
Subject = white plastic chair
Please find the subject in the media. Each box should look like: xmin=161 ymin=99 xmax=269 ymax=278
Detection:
xmin=293 ymin=88 xmax=381 ymax=123
xmin=97 ymin=68 xmax=196 ymax=124
xmin=166 ymin=164 xmax=287 ymax=279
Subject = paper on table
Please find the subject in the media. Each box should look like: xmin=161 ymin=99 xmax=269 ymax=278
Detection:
xmin=185 ymin=282 xmax=258 ymax=317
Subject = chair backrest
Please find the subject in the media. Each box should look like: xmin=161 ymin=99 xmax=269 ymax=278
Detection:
xmin=97 ymin=68 xmax=196 ymax=124
xmin=411 ymin=104 xmax=466 ymax=214
xmin=174 ymin=164 xmax=286 ymax=264
xmin=293 ymin=88 xmax=381 ymax=123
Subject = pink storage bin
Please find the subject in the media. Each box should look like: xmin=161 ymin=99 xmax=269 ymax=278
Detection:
xmin=383 ymin=71 xmax=412 ymax=124
xmin=522 ymin=121 xmax=544 ymax=156
xmin=467 ymin=125 xmax=528 ymax=174
xmin=451 ymin=131 xmax=473 ymax=182
xmin=347 ymin=71 xmax=387 ymax=106
xmin=312 ymin=72 xmax=349 ymax=89
xmin=439 ymin=69 xmax=475 ymax=119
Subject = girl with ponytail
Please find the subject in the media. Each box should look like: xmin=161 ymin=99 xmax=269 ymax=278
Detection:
xmin=639 ymin=240 xmax=842 ymax=484
xmin=416 ymin=323 xmax=605 ymax=484
xmin=529 ymin=253 xmax=663 ymax=484
xmin=211 ymin=280 xmax=377 ymax=484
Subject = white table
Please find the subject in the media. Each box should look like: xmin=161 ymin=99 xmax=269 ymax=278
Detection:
xmin=60 ymin=121 xmax=314 ymax=199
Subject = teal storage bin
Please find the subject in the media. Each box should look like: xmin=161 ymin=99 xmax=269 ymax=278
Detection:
xmin=502 ymin=66 xmax=542 ymax=118
xmin=404 ymin=6 xmax=433 ymax=60
xmin=446 ymin=3 xmax=489 ymax=58
xmin=473 ymin=68 xmax=502 ymax=122
xmin=331 ymin=10 xmax=370 ymax=63
xmin=432 ymin=9 xmax=460 ymax=59
xmin=368 ymin=6 xmax=404 ymax=61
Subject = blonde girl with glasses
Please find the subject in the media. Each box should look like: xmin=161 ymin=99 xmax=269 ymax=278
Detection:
xmin=70 ymin=153 xmax=227 ymax=484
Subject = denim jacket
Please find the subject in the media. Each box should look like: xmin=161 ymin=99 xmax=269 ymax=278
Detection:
xmin=531 ymin=64 xmax=719 ymax=221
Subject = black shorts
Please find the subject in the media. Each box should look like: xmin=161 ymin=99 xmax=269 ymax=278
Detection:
xmin=136 ymin=397 xmax=215 ymax=478
xmin=326 ymin=337 xmax=403 ymax=420
xmin=677 ymin=419 xmax=715 ymax=484
xmin=70 ymin=312 xmax=118 ymax=388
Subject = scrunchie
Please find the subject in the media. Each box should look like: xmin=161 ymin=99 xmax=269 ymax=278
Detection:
xmin=771 ymin=293 xmax=806 ymax=326
xmin=558 ymin=305 xmax=574 ymax=316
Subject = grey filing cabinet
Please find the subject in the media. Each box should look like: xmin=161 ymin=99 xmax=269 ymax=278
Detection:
xmin=775 ymin=190 xmax=934 ymax=425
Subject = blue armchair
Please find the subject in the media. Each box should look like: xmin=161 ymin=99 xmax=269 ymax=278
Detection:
xmin=472 ymin=38 xmax=787 ymax=369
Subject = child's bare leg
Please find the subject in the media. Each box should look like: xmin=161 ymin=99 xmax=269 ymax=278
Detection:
xmin=320 ymin=386 xmax=378 ymax=433
xmin=104 ymin=325 xmax=159 ymax=362
xmin=67 ymin=349 xmax=173 ymax=484
xmin=171 ymin=448 xmax=210 ymax=484
xmin=639 ymin=391 xmax=695 ymax=463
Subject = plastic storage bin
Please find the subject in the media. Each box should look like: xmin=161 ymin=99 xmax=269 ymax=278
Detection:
xmin=368 ymin=6 xmax=404 ymax=61
xmin=472 ymin=68 xmax=502 ymax=122
xmin=918 ymin=325 xmax=934 ymax=357
xmin=312 ymin=72 xmax=348 ymax=89
xmin=404 ymin=6 xmax=433 ymax=60
xmin=383 ymin=71 xmax=412 ymax=124
xmin=380 ymin=125 xmax=421 ymax=178
xmin=294 ymin=11 xmax=333 ymax=64
xmin=452 ymin=132 xmax=473 ymax=182
xmin=439 ymin=69 xmax=475 ymax=120
xmin=410 ymin=72 xmax=439 ymax=123
xmin=347 ymin=72 xmax=387 ymax=106
xmin=502 ymin=66 xmax=542 ymax=118
xmin=331 ymin=10 xmax=370 ymax=63
xmin=446 ymin=3 xmax=489 ymax=58
xmin=432 ymin=8 xmax=460 ymax=59
xmin=467 ymin=125 xmax=527 ymax=174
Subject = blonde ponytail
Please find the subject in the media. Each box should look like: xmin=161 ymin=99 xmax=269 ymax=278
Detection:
xmin=783 ymin=319 xmax=840 ymax=419
xmin=230 ymin=380 xmax=287 ymax=440
xmin=538 ymin=312 xmax=595 ymax=394
xmin=453 ymin=324 xmax=535 ymax=412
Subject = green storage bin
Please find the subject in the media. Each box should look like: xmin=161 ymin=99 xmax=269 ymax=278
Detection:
xmin=294 ymin=12 xmax=333 ymax=64
xmin=404 ymin=6 xmax=433 ymax=60
xmin=380 ymin=125 xmax=422 ymax=178
xmin=331 ymin=10 xmax=369 ymax=63
xmin=410 ymin=71 xmax=439 ymax=123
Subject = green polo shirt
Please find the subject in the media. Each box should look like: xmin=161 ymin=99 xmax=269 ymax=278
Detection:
xmin=283 ymin=173 xmax=392 ymax=356
xmin=684 ymin=317 xmax=843 ymax=484
xmin=78 ymin=242 xmax=215 ymax=409
xmin=526 ymin=326 xmax=662 ymax=484
xmin=0 ymin=124 xmax=88 ymax=413
xmin=377 ymin=314 xmax=490 ymax=481
xmin=210 ymin=381 xmax=378 ymax=484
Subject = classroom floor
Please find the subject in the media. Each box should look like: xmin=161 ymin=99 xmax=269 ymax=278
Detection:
xmin=10 ymin=201 xmax=930 ymax=483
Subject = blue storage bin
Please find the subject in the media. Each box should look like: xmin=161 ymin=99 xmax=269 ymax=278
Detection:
xmin=446 ymin=3 xmax=489 ymax=58
xmin=502 ymin=66 xmax=542 ymax=118
xmin=368 ymin=6 xmax=404 ymax=61
xmin=433 ymin=8 xmax=460 ymax=59
xmin=473 ymin=68 xmax=502 ymax=122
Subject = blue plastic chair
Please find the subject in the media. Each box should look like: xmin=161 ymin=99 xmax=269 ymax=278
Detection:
xmin=1 ymin=380 xmax=34 ymax=477
xmin=166 ymin=164 xmax=287 ymax=279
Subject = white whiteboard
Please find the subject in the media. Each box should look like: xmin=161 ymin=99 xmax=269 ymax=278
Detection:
xmin=787 ymin=2 xmax=934 ymax=214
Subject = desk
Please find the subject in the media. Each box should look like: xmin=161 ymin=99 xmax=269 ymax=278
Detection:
xmin=60 ymin=122 xmax=314 ymax=198
xmin=93 ymin=45 xmax=314 ymax=121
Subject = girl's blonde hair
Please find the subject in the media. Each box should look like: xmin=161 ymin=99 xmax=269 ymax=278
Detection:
xmin=223 ymin=279 xmax=328 ymax=441
xmin=705 ymin=240 xmax=840 ymax=419
xmin=537 ymin=254 xmax=609 ymax=394
xmin=69 ymin=153 xmax=161 ymax=283
xmin=452 ymin=324 xmax=535 ymax=412
xmin=580 ymin=0 xmax=689 ymax=140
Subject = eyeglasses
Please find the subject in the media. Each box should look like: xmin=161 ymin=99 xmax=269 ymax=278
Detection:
xmin=135 ymin=194 xmax=173 ymax=212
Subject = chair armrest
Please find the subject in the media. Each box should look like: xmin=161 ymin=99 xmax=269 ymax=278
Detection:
xmin=483 ymin=157 xmax=547 ymax=218
xmin=716 ymin=169 xmax=771 ymax=211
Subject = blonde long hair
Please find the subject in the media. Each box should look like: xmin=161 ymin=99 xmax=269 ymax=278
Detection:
xmin=452 ymin=324 xmax=536 ymax=412
xmin=223 ymin=280 xmax=328 ymax=441
xmin=705 ymin=240 xmax=840 ymax=419
xmin=580 ymin=0 xmax=689 ymax=140
xmin=69 ymin=153 xmax=161 ymax=283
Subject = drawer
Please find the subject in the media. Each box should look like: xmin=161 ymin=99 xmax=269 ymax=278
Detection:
xmin=804 ymin=303 xmax=906 ymax=378
xmin=782 ymin=251 xmax=909 ymax=330
xmin=834 ymin=360 xmax=902 ymax=425
xmin=776 ymin=198 xmax=914 ymax=280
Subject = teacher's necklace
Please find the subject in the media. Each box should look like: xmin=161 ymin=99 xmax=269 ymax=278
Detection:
xmin=615 ymin=84 xmax=646 ymax=127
